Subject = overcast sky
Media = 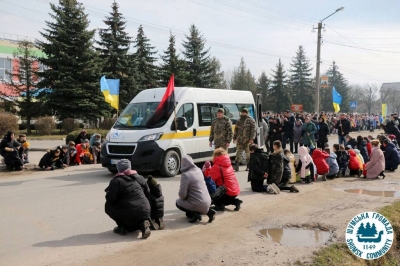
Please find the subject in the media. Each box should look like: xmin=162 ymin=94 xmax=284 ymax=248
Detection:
xmin=1 ymin=0 xmax=400 ymax=85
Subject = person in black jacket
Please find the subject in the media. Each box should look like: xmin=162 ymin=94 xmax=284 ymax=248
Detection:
xmin=383 ymin=140 xmax=400 ymax=171
xmin=146 ymin=175 xmax=165 ymax=230
xmin=74 ymin=130 xmax=89 ymax=145
xmin=316 ymin=117 xmax=329 ymax=149
xmin=345 ymin=134 xmax=358 ymax=149
xmin=282 ymin=111 xmax=295 ymax=153
xmin=39 ymin=149 xmax=64 ymax=170
xmin=54 ymin=145 xmax=69 ymax=166
xmin=385 ymin=119 xmax=400 ymax=141
xmin=0 ymin=131 xmax=23 ymax=171
xmin=335 ymin=113 xmax=351 ymax=145
xmin=105 ymin=159 xmax=151 ymax=238
xmin=268 ymin=118 xmax=283 ymax=151
xmin=356 ymin=135 xmax=369 ymax=163
xmin=248 ymin=144 xmax=270 ymax=192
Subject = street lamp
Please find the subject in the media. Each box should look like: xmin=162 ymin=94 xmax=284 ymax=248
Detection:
xmin=314 ymin=7 xmax=344 ymax=114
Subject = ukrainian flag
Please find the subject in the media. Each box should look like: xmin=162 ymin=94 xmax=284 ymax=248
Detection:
xmin=100 ymin=76 xmax=120 ymax=110
xmin=332 ymin=86 xmax=342 ymax=113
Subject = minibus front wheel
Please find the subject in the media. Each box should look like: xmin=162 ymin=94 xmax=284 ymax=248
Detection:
xmin=160 ymin=150 xmax=180 ymax=177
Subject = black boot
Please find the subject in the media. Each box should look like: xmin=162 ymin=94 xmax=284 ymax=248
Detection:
xmin=207 ymin=209 xmax=216 ymax=223
xmin=113 ymin=225 xmax=127 ymax=236
xmin=233 ymin=163 xmax=239 ymax=172
xmin=140 ymin=220 xmax=151 ymax=239
xmin=245 ymin=163 xmax=249 ymax=171
xmin=189 ymin=212 xmax=202 ymax=223
xmin=234 ymin=199 xmax=243 ymax=211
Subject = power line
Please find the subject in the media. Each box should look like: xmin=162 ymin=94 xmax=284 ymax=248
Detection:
xmin=325 ymin=40 xmax=400 ymax=54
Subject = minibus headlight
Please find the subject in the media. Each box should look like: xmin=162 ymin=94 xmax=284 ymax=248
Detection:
xmin=139 ymin=133 xmax=163 ymax=141
xmin=106 ymin=132 xmax=110 ymax=141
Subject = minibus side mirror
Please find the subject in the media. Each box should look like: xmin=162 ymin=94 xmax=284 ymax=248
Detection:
xmin=176 ymin=117 xmax=188 ymax=131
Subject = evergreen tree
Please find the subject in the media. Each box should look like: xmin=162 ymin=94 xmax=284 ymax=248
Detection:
xmin=1 ymin=40 xmax=40 ymax=133
xmin=370 ymin=223 xmax=378 ymax=236
xmin=230 ymin=58 xmax=256 ymax=94
xmin=257 ymin=71 xmax=270 ymax=111
xmin=365 ymin=222 xmax=373 ymax=236
xmin=182 ymin=24 xmax=214 ymax=87
xmin=357 ymin=223 xmax=365 ymax=235
xmin=160 ymin=33 xmax=188 ymax=86
xmin=288 ymin=46 xmax=314 ymax=112
xmin=208 ymin=57 xmax=227 ymax=89
xmin=269 ymin=59 xmax=290 ymax=112
xmin=36 ymin=0 xmax=110 ymax=121
xmin=321 ymin=61 xmax=350 ymax=112
xmin=133 ymin=25 xmax=159 ymax=89
xmin=97 ymin=0 xmax=137 ymax=109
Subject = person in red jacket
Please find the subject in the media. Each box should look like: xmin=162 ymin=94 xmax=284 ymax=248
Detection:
xmin=210 ymin=148 xmax=242 ymax=212
xmin=311 ymin=148 xmax=329 ymax=181
xmin=75 ymin=140 xmax=92 ymax=165
xmin=364 ymin=137 xmax=372 ymax=157
xmin=346 ymin=147 xmax=362 ymax=177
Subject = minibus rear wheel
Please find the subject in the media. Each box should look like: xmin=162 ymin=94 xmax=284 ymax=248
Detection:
xmin=160 ymin=150 xmax=180 ymax=177
xmin=107 ymin=167 xmax=117 ymax=174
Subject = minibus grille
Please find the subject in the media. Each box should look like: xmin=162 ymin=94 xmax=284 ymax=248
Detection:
xmin=108 ymin=145 xmax=136 ymax=155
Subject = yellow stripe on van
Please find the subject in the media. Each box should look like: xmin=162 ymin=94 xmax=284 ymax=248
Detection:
xmin=160 ymin=125 xmax=236 ymax=140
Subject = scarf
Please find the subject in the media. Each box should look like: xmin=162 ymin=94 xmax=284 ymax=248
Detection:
xmin=114 ymin=169 xmax=137 ymax=178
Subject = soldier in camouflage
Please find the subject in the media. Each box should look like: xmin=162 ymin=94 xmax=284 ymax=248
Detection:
xmin=233 ymin=108 xmax=256 ymax=172
xmin=209 ymin=108 xmax=233 ymax=150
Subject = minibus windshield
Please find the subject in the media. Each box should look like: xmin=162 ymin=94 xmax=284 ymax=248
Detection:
xmin=113 ymin=102 xmax=164 ymax=129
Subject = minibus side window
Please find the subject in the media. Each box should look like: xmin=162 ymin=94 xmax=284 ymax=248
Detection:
xmin=221 ymin=104 xmax=255 ymax=124
xmin=197 ymin=103 xmax=219 ymax=126
xmin=175 ymin=103 xmax=194 ymax=128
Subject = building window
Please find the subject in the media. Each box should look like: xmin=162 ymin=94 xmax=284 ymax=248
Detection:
xmin=0 ymin=58 xmax=12 ymax=81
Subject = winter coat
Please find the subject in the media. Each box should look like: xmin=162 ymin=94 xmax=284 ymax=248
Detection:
xmin=74 ymin=133 xmax=89 ymax=145
xmin=311 ymin=149 xmax=329 ymax=175
xmin=89 ymin=134 xmax=102 ymax=148
xmin=335 ymin=119 xmax=351 ymax=136
xmin=385 ymin=121 xmax=400 ymax=141
xmin=233 ymin=115 xmax=256 ymax=144
xmin=326 ymin=152 xmax=339 ymax=175
xmin=281 ymin=155 xmax=291 ymax=184
xmin=105 ymin=170 xmax=151 ymax=229
xmin=269 ymin=122 xmax=283 ymax=141
xmin=384 ymin=142 xmax=400 ymax=170
xmin=39 ymin=149 xmax=63 ymax=169
xmin=355 ymin=149 xmax=365 ymax=164
xmin=268 ymin=149 xmax=284 ymax=185
xmin=302 ymin=122 xmax=317 ymax=147
xmin=365 ymin=147 xmax=385 ymax=178
xmin=347 ymin=138 xmax=357 ymax=149
xmin=293 ymin=121 xmax=303 ymax=143
xmin=147 ymin=182 xmax=164 ymax=219
xmin=211 ymin=154 xmax=241 ymax=197
xmin=248 ymin=149 xmax=269 ymax=182
xmin=283 ymin=119 xmax=294 ymax=136
xmin=177 ymin=156 xmax=212 ymax=214
xmin=336 ymin=150 xmax=350 ymax=168
xmin=75 ymin=144 xmax=93 ymax=164
xmin=348 ymin=149 xmax=362 ymax=171
xmin=0 ymin=138 xmax=23 ymax=168
xmin=317 ymin=122 xmax=329 ymax=144
xmin=366 ymin=142 xmax=372 ymax=157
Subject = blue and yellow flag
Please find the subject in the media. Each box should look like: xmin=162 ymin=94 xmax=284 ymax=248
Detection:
xmin=382 ymin=103 xmax=387 ymax=118
xmin=332 ymin=86 xmax=342 ymax=113
xmin=100 ymin=76 xmax=120 ymax=110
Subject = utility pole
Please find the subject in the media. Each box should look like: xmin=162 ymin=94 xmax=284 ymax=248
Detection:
xmin=314 ymin=22 xmax=322 ymax=115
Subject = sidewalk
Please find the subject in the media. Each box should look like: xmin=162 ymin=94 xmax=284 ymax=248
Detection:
xmin=28 ymin=140 xmax=65 ymax=151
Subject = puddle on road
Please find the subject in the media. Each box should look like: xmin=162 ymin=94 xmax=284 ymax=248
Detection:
xmin=344 ymin=189 xmax=400 ymax=198
xmin=259 ymin=228 xmax=331 ymax=247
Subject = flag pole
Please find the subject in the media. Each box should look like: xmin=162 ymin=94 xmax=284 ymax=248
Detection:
xmin=171 ymin=74 xmax=177 ymax=132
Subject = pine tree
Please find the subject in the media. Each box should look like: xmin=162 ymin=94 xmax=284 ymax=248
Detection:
xmin=133 ymin=25 xmax=159 ymax=89
xmin=321 ymin=61 xmax=350 ymax=112
xmin=370 ymin=223 xmax=378 ymax=236
xmin=288 ymin=46 xmax=314 ymax=112
xmin=208 ymin=57 xmax=227 ymax=89
xmin=357 ymin=223 xmax=365 ymax=235
xmin=36 ymin=0 xmax=110 ymax=121
xmin=257 ymin=71 xmax=270 ymax=111
xmin=182 ymin=24 xmax=214 ymax=88
xmin=2 ymin=40 xmax=40 ymax=133
xmin=230 ymin=58 xmax=257 ymax=99
xmin=269 ymin=59 xmax=290 ymax=112
xmin=160 ymin=33 xmax=188 ymax=86
xmin=97 ymin=0 xmax=137 ymax=110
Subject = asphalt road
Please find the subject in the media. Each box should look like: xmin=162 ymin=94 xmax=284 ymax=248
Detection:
xmin=0 ymin=156 xmax=253 ymax=266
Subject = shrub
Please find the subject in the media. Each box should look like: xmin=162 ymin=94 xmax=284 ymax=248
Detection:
xmin=19 ymin=123 xmax=27 ymax=131
xmin=35 ymin=116 xmax=56 ymax=135
xmin=0 ymin=112 xmax=18 ymax=136
xmin=99 ymin=118 xmax=117 ymax=129
xmin=65 ymin=129 xmax=110 ymax=145
xmin=62 ymin=118 xmax=79 ymax=134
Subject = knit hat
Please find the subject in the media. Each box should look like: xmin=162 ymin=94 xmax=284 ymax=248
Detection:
xmin=217 ymin=108 xmax=224 ymax=114
xmin=116 ymin=159 xmax=131 ymax=173
xmin=241 ymin=108 xmax=248 ymax=114
xmin=22 ymin=141 xmax=30 ymax=148
xmin=147 ymin=175 xmax=158 ymax=186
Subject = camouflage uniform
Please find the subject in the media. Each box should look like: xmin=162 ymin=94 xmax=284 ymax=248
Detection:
xmin=233 ymin=114 xmax=256 ymax=165
xmin=209 ymin=116 xmax=233 ymax=150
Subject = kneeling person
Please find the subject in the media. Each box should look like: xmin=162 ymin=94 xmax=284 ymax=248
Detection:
xmin=248 ymin=144 xmax=270 ymax=192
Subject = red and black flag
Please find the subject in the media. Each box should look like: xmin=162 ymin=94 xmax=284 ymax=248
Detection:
xmin=146 ymin=74 xmax=175 ymax=128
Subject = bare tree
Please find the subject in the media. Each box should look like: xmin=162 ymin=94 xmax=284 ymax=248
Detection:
xmin=359 ymin=83 xmax=380 ymax=115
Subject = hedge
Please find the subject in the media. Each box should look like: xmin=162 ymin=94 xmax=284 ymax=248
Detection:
xmin=0 ymin=112 xmax=18 ymax=135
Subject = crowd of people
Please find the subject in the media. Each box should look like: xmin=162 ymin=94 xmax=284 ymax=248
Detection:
xmin=0 ymin=130 xmax=103 ymax=171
